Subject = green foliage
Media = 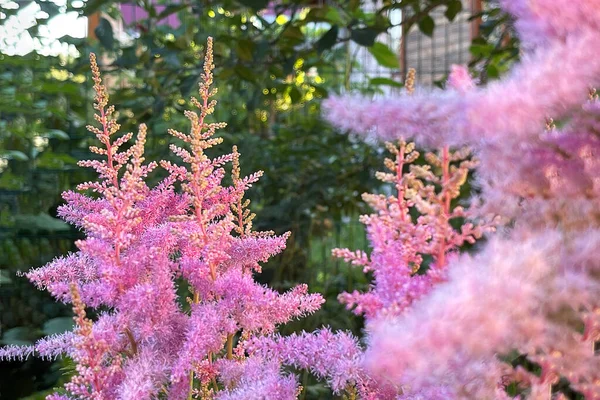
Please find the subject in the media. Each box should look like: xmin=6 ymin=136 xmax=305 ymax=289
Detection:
xmin=417 ymin=14 xmax=435 ymax=37
xmin=0 ymin=52 xmax=86 ymax=400
xmin=368 ymin=42 xmax=400 ymax=69
xmin=468 ymin=2 xmax=520 ymax=82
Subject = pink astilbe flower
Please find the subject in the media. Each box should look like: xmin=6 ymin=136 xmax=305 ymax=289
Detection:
xmin=216 ymin=357 xmax=300 ymax=400
xmin=334 ymin=141 xmax=493 ymax=321
xmin=241 ymin=80 xmax=495 ymax=399
xmin=246 ymin=329 xmax=398 ymax=399
xmin=2 ymin=38 xmax=323 ymax=399
xmin=323 ymin=1 xmax=600 ymax=398
xmin=324 ymin=29 xmax=600 ymax=148
xmin=499 ymin=0 xmax=600 ymax=46
xmin=117 ymin=347 xmax=170 ymax=400
xmin=35 ymin=332 xmax=76 ymax=360
xmin=160 ymin=38 xmax=323 ymax=398
xmin=0 ymin=345 xmax=34 ymax=361
xmin=446 ymin=65 xmax=475 ymax=93
xmin=365 ymin=230 xmax=600 ymax=398
xmin=247 ymin=329 xmax=363 ymax=393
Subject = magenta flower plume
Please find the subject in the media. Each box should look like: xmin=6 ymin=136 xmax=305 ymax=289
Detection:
xmin=1 ymin=38 xmax=323 ymax=399
xmin=323 ymin=4 xmax=600 ymax=149
xmin=216 ymin=357 xmax=300 ymax=400
xmin=334 ymin=141 xmax=494 ymax=322
xmin=323 ymin=1 xmax=600 ymax=398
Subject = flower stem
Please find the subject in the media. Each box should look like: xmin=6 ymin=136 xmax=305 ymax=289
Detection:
xmin=226 ymin=334 xmax=234 ymax=360
xmin=437 ymin=145 xmax=451 ymax=267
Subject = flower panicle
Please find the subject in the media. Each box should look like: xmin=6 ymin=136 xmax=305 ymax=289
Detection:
xmin=334 ymin=140 xmax=494 ymax=319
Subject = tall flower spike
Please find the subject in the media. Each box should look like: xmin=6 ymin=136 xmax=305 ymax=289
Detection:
xmin=63 ymin=284 xmax=122 ymax=398
xmin=335 ymin=141 xmax=493 ymax=321
xmin=405 ymin=68 xmax=416 ymax=95
xmin=3 ymin=37 xmax=323 ymax=400
xmin=325 ymin=1 xmax=600 ymax=398
xmin=230 ymin=145 xmax=264 ymax=237
xmin=81 ymin=53 xmax=124 ymax=192
xmin=159 ymin=37 xmax=322 ymax=398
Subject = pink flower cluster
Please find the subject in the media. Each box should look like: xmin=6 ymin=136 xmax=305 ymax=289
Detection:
xmin=333 ymin=141 xmax=493 ymax=322
xmin=4 ymin=0 xmax=600 ymax=398
xmin=322 ymin=0 xmax=600 ymax=398
xmin=1 ymin=39 xmax=323 ymax=399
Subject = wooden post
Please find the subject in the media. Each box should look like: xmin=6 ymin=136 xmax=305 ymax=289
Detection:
xmin=470 ymin=0 xmax=483 ymax=40
xmin=399 ymin=11 xmax=408 ymax=81
xmin=87 ymin=12 xmax=100 ymax=40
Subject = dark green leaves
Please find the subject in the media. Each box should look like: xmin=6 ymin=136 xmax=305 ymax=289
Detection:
xmin=369 ymin=77 xmax=403 ymax=88
xmin=157 ymin=4 xmax=188 ymax=20
xmin=368 ymin=42 xmax=400 ymax=69
xmin=95 ymin=17 xmax=115 ymax=50
xmin=235 ymin=0 xmax=269 ymax=11
xmin=234 ymin=64 xmax=257 ymax=82
xmin=236 ymin=39 xmax=255 ymax=61
xmin=418 ymin=15 xmax=435 ymax=37
xmin=445 ymin=0 xmax=463 ymax=22
xmin=350 ymin=27 xmax=380 ymax=47
xmin=317 ymin=26 xmax=338 ymax=53
xmin=43 ymin=317 xmax=74 ymax=336
xmin=42 ymin=129 xmax=69 ymax=140
xmin=1 ymin=150 xmax=28 ymax=161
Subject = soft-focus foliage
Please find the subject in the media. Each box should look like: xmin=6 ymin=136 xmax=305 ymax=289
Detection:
xmin=0 ymin=54 xmax=89 ymax=398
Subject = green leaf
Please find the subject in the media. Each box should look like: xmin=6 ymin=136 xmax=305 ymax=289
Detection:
xmin=369 ymin=77 xmax=403 ymax=88
xmin=95 ymin=17 xmax=115 ymax=50
xmin=114 ymin=47 xmax=138 ymax=68
xmin=316 ymin=26 xmax=338 ymax=53
xmin=236 ymin=40 xmax=255 ymax=61
xmin=42 ymin=129 xmax=69 ymax=140
xmin=469 ymin=42 xmax=494 ymax=58
xmin=14 ymin=213 xmax=69 ymax=232
xmin=1 ymin=327 xmax=32 ymax=346
xmin=1 ymin=150 xmax=28 ymax=161
xmin=0 ymin=270 xmax=11 ymax=285
xmin=312 ymin=86 xmax=328 ymax=98
xmin=43 ymin=317 xmax=74 ymax=336
xmin=281 ymin=26 xmax=305 ymax=45
xmin=36 ymin=151 xmax=77 ymax=168
xmin=234 ymin=64 xmax=257 ymax=82
xmin=157 ymin=4 xmax=187 ymax=20
xmin=445 ymin=0 xmax=463 ymax=22
xmin=418 ymin=15 xmax=435 ymax=37
xmin=367 ymin=42 xmax=400 ymax=69
xmin=350 ymin=27 xmax=380 ymax=47
xmin=235 ymin=0 xmax=269 ymax=11
xmin=180 ymin=74 xmax=199 ymax=97
xmin=288 ymin=86 xmax=301 ymax=104
xmin=304 ymin=7 xmax=329 ymax=22
xmin=325 ymin=7 xmax=344 ymax=25
xmin=486 ymin=63 xmax=500 ymax=79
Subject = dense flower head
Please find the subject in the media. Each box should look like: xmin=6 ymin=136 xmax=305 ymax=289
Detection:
xmin=4 ymin=1 xmax=600 ymax=398
xmin=333 ymin=139 xmax=494 ymax=322
xmin=322 ymin=0 xmax=600 ymax=398
xmin=1 ymin=38 xmax=323 ymax=399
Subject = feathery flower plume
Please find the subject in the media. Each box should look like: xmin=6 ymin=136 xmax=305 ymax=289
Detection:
xmin=323 ymin=0 xmax=600 ymax=398
xmin=1 ymin=38 xmax=323 ymax=399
